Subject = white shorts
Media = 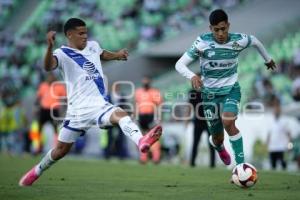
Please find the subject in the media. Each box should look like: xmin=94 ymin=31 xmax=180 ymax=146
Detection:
xmin=58 ymin=103 xmax=118 ymax=143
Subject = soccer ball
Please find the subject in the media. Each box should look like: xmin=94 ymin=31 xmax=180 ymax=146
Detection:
xmin=231 ymin=163 xmax=258 ymax=188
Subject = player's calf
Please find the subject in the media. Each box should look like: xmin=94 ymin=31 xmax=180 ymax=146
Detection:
xmin=209 ymin=135 xmax=231 ymax=165
xmin=18 ymin=142 xmax=73 ymax=186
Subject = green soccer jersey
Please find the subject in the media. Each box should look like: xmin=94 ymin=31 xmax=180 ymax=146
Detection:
xmin=186 ymin=32 xmax=252 ymax=95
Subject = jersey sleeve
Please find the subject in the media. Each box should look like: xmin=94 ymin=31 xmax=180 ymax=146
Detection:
xmin=249 ymin=35 xmax=272 ymax=62
xmin=186 ymin=36 xmax=205 ymax=60
xmin=238 ymin=33 xmax=252 ymax=49
xmin=53 ymin=48 xmax=63 ymax=69
xmin=92 ymin=41 xmax=104 ymax=55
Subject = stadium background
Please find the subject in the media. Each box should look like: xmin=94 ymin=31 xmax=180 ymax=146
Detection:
xmin=1 ymin=0 xmax=300 ymax=172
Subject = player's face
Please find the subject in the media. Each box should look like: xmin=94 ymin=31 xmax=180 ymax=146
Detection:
xmin=210 ymin=21 xmax=230 ymax=44
xmin=68 ymin=26 xmax=88 ymax=50
xmin=142 ymin=77 xmax=151 ymax=88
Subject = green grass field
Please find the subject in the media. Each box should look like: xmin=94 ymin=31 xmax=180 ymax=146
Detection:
xmin=0 ymin=155 xmax=299 ymax=200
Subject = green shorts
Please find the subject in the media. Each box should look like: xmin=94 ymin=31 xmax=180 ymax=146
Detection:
xmin=202 ymin=83 xmax=241 ymax=135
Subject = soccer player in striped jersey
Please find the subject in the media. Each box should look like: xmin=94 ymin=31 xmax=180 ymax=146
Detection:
xmin=175 ymin=9 xmax=276 ymax=167
xmin=19 ymin=18 xmax=162 ymax=186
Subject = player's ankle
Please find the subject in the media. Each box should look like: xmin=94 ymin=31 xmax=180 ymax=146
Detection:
xmin=34 ymin=165 xmax=42 ymax=176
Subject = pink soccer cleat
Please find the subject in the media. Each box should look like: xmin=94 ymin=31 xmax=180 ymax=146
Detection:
xmin=209 ymin=136 xmax=231 ymax=165
xmin=218 ymin=149 xmax=231 ymax=165
xmin=19 ymin=166 xmax=40 ymax=186
xmin=138 ymin=125 xmax=162 ymax=153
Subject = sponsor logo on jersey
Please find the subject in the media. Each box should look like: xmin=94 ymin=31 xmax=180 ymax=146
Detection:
xmin=83 ymin=61 xmax=102 ymax=80
xmin=208 ymin=62 xmax=218 ymax=67
xmin=83 ymin=61 xmax=96 ymax=75
xmin=85 ymin=73 xmax=101 ymax=80
xmin=208 ymin=61 xmax=235 ymax=68
xmin=219 ymin=62 xmax=236 ymax=68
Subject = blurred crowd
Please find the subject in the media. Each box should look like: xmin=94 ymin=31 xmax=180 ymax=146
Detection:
xmin=0 ymin=0 xmax=244 ymax=95
xmin=0 ymin=0 xmax=16 ymax=28
xmin=250 ymin=48 xmax=300 ymax=108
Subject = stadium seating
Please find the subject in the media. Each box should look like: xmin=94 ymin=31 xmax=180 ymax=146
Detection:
xmin=1 ymin=0 xmax=230 ymax=96
xmin=0 ymin=0 xmax=20 ymax=29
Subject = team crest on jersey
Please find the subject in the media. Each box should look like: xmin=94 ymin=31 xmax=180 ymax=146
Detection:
xmin=209 ymin=43 xmax=215 ymax=48
xmin=83 ymin=61 xmax=96 ymax=75
xmin=89 ymin=47 xmax=97 ymax=53
xmin=232 ymin=41 xmax=241 ymax=50
xmin=207 ymin=51 xmax=216 ymax=58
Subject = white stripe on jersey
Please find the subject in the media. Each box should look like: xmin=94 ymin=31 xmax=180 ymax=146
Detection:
xmin=203 ymin=73 xmax=238 ymax=88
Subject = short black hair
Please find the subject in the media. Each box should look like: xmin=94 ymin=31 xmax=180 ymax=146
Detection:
xmin=209 ymin=9 xmax=228 ymax=25
xmin=63 ymin=18 xmax=86 ymax=35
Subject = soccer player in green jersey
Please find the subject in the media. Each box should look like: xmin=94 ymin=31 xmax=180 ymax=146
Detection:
xmin=175 ymin=9 xmax=276 ymax=166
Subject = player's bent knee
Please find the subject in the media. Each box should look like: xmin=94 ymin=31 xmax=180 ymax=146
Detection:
xmin=222 ymin=119 xmax=234 ymax=129
xmin=116 ymin=109 xmax=128 ymax=118
xmin=110 ymin=108 xmax=128 ymax=124
xmin=222 ymin=119 xmax=239 ymax=135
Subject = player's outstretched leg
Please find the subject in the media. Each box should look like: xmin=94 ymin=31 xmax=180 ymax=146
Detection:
xmin=19 ymin=140 xmax=73 ymax=186
xmin=222 ymin=115 xmax=244 ymax=165
xmin=209 ymin=135 xmax=231 ymax=165
xmin=228 ymin=132 xmax=244 ymax=164
xmin=111 ymin=109 xmax=162 ymax=153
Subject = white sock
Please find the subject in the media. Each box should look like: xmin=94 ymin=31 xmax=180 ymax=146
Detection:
xmin=209 ymin=135 xmax=224 ymax=152
xmin=118 ymin=116 xmax=143 ymax=145
xmin=35 ymin=149 xmax=56 ymax=175
xmin=229 ymin=132 xmax=242 ymax=141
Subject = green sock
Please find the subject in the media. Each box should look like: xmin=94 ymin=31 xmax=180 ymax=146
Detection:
xmin=229 ymin=133 xmax=244 ymax=164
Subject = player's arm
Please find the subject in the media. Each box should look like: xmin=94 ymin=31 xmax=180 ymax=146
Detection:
xmin=175 ymin=53 xmax=202 ymax=89
xmin=250 ymin=35 xmax=276 ymax=70
xmin=44 ymin=31 xmax=58 ymax=71
xmin=100 ymin=49 xmax=128 ymax=61
xmin=176 ymin=38 xmax=204 ymax=89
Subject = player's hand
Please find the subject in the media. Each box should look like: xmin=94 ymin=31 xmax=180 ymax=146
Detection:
xmin=47 ymin=31 xmax=56 ymax=48
xmin=191 ymin=75 xmax=202 ymax=90
xmin=265 ymin=59 xmax=276 ymax=70
xmin=117 ymin=49 xmax=128 ymax=60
